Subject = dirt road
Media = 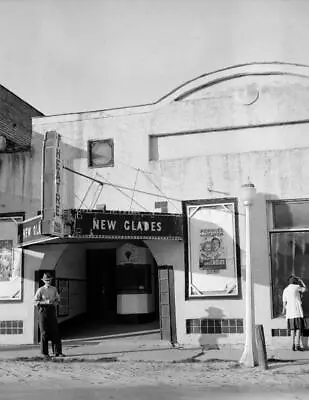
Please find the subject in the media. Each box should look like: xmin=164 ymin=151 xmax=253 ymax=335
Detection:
xmin=0 ymin=357 xmax=308 ymax=399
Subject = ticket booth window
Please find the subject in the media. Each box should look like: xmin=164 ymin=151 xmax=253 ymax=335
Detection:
xmin=116 ymin=264 xmax=152 ymax=294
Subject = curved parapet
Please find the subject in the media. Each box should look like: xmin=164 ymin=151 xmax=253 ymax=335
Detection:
xmin=157 ymin=61 xmax=309 ymax=104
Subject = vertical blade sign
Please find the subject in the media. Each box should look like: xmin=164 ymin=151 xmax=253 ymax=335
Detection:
xmin=41 ymin=131 xmax=64 ymax=237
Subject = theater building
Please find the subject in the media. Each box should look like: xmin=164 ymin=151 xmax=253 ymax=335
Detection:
xmin=3 ymin=62 xmax=309 ymax=348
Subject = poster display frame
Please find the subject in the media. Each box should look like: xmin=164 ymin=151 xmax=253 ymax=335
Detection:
xmin=182 ymin=198 xmax=241 ymax=299
xmin=0 ymin=213 xmax=24 ymax=302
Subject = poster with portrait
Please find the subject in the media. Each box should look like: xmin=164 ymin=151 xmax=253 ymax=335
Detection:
xmin=183 ymin=199 xmax=240 ymax=298
xmin=199 ymin=228 xmax=226 ymax=270
xmin=0 ymin=216 xmax=23 ymax=301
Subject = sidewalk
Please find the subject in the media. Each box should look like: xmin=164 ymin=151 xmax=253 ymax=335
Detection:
xmin=1 ymin=332 xmax=309 ymax=364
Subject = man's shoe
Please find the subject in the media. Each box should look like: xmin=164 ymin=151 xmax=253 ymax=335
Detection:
xmin=55 ymin=353 xmax=66 ymax=357
xmin=292 ymin=345 xmax=296 ymax=351
xmin=43 ymin=354 xmax=51 ymax=360
xmin=296 ymin=346 xmax=304 ymax=351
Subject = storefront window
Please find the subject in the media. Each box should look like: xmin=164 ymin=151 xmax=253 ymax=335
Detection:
xmin=270 ymin=200 xmax=309 ymax=317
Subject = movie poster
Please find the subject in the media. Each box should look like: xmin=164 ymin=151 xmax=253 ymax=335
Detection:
xmin=0 ymin=240 xmax=14 ymax=281
xmin=0 ymin=218 xmax=23 ymax=301
xmin=199 ymin=228 xmax=226 ymax=270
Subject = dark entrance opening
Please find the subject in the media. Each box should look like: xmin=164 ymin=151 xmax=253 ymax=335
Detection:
xmin=86 ymin=248 xmax=117 ymax=322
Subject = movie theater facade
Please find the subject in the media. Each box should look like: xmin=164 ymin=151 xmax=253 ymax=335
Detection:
xmin=3 ymin=62 xmax=309 ymax=348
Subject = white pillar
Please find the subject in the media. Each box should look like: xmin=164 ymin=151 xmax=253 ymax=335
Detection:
xmin=240 ymin=199 xmax=258 ymax=367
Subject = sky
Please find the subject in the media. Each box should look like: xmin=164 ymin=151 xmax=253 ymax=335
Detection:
xmin=1 ymin=0 xmax=309 ymax=116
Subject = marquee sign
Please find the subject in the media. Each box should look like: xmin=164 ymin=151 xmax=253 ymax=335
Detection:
xmin=17 ymin=215 xmax=56 ymax=246
xmin=17 ymin=210 xmax=183 ymax=246
xmin=18 ymin=215 xmax=42 ymax=244
xmin=41 ymin=131 xmax=64 ymax=237
xmin=73 ymin=210 xmax=183 ymax=240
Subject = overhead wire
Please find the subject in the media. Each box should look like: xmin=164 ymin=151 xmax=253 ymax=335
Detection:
xmin=94 ymin=172 xmax=150 ymax=212
xmin=140 ymin=169 xmax=182 ymax=213
xmin=63 ymin=165 xmax=150 ymax=211
xmin=116 ymin=160 xmax=182 ymax=212
xmin=78 ymin=180 xmax=94 ymax=209
xmin=129 ymin=168 xmax=140 ymax=211
xmin=117 ymin=159 xmax=180 ymax=184
xmin=116 ymin=159 xmax=159 ymax=176
xmin=89 ymin=183 xmax=104 ymax=210
xmin=64 ymin=165 xmax=182 ymax=203
xmin=74 ymin=193 xmax=89 ymax=209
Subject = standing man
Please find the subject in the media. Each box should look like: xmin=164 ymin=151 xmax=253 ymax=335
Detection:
xmin=282 ymin=275 xmax=307 ymax=351
xmin=34 ymin=272 xmax=65 ymax=359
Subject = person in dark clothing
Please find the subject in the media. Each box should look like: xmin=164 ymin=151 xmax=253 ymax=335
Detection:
xmin=33 ymin=273 xmax=65 ymax=359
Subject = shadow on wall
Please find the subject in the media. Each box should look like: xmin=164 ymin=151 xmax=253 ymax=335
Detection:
xmin=244 ymin=192 xmax=292 ymax=308
xmin=197 ymin=306 xmax=228 ymax=350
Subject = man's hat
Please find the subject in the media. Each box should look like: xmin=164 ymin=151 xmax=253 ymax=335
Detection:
xmin=42 ymin=273 xmax=53 ymax=282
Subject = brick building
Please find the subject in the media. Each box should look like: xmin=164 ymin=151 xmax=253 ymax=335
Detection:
xmin=0 ymin=85 xmax=43 ymax=340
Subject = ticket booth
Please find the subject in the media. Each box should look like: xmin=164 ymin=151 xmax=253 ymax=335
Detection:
xmin=116 ymin=243 xmax=155 ymax=322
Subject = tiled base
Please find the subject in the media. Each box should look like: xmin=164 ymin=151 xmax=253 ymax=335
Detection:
xmin=272 ymin=328 xmax=309 ymax=337
xmin=186 ymin=318 xmax=243 ymax=334
xmin=0 ymin=320 xmax=23 ymax=335
xmin=271 ymin=329 xmax=290 ymax=337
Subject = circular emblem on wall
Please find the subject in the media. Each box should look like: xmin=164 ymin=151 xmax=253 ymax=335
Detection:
xmin=234 ymin=83 xmax=259 ymax=105
xmin=92 ymin=141 xmax=113 ymax=163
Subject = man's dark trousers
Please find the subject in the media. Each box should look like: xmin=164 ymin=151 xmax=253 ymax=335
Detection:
xmin=38 ymin=305 xmax=62 ymax=355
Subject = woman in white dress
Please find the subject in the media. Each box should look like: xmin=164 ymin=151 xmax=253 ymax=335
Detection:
xmin=282 ymin=275 xmax=307 ymax=351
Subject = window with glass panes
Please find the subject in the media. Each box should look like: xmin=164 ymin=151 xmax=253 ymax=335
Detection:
xmin=269 ymin=200 xmax=309 ymax=318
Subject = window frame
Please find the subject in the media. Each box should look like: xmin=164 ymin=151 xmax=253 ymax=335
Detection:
xmin=87 ymin=138 xmax=114 ymax=168
xmin=268 ymin=198 xmax=309 ymax=232
xmin=268 ymin=198 xmax=309 ymax=318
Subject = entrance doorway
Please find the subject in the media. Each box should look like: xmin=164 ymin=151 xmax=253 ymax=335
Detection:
xmin=86 ymin=248 xmax=117 ymax=322
xmin=59 ymin=243 xmax=162 ymax=341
